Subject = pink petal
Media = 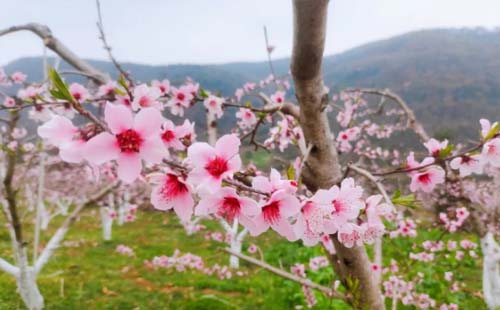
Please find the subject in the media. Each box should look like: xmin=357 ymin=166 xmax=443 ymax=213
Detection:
xmin=105 ymin=102 xmax=133 ymax=134
xmin=84 ymin=132 xmax=120 ymax=164
xmin=116 ymin=152 xmax=142 ymax=183
xmin=272 ymin=218 xmax=298 ymax=241
xmin=59 ymin=140 xmax=85 ymax=163
xmin=134 ymin=107 xmax=163 ymax=138
xmin=173 ymin=192 xmax=194 ymax=222
xmin=251 ymin=176 xmax=272 ymax=193
xmin=140 ymin=136 xmax=167 ymax=164
xmin=215 ymin=134 xmax=240 ymax=159
xmin=187 ymin=142 xmax=215 ymax=164
xmin=195 ymin=196 xmax=219 ymax=216
xmin=151 ymin=187 xmax=173 ymax=211
xmin=247 ymin=213 xmax=269 ymax=236
xmin=37 ymin=115 xmax=77 ymax=146
xmin=239 ymin=197 xmax=260 ymax=217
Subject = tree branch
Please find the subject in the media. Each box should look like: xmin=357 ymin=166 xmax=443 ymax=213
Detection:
xmin=0 ymin=23 xmax=109 ymax=84
xmin=345 ymin=88 xmax=430 ymax=142
xmin=223 ymin=248 xmax=346 ymax=300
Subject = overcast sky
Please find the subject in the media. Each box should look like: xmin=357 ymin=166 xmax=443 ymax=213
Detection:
xmin=1 ymin=0 xmax=500 ymax=67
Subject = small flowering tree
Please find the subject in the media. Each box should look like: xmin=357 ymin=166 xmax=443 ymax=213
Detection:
xmin=3 ymin=1 xmax=500 ymax=309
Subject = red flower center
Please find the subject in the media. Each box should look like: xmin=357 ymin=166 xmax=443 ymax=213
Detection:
xmin=218 ymin=197 xmax=241 ymax=223
xmin=161 ymin=130 xmax=175 ymax=143
xmin=73 ymin=92 xmax=81 ymax=100
xmin=161 ymin=174 xmax=188 ymax=198
xmin=204 ymin=156 xmax=229 ymax=179
xmin=177 ymin=92 xmax=185 ymax=101
xmin=116 ymin=129 xmax=143 ymax=153
xmin=139 ymin=96 xmax=150 ymax=107
xmin=418 ymin=173 xmax=431 ymax=184
xmin=262 ymin=200 xmax=281 ymax=225
xmin=332 ymin=200 xmax=344 ymax=213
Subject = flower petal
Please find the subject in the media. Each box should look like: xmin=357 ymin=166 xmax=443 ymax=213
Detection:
xmin=84 ymin=132 xmax=120 ymax=164
xmin=140 ymin=136 xmax=168 ymax=164
xmin=134 ymin=107 xmax=163 ymax=138
xmin=116 ymin=152 xmax=142 ymax=183
xmin=105 ymin=102 xmax=133 ymax=134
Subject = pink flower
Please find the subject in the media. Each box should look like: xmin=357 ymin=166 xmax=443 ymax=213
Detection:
xmin=481 ymin=138 xmax=500 ymax=167
xmin=235 ymin=108 xmax=257 ymax=129
xmin=311 ymin=178 xmax=364 ymax=229
xmin=69 ymin=83 xmax=90 ymax=102
xmin=187 ymin=134 xmax=241 ymax=189
xmin=177 ymin=119 xmax=197 ymax=146
xmin=270 ymin=91 xmax=285 ymax=104
xmin=160 ymin=120 xmax=188 ymax=150
xmin=167 ymin=86 xmax=193 ymax=116
xmin=409 ymin=158 xmax=445 ymax=193
xmin=11 ymin=71 xmax=27 ymax=84
xmin=152 ymin=79 xmax=170 ymax=95
xmin=338 ymin=223 xmax=364 ymax=248
xmin=449 ymin=154 xmax=483 ymax=176
xmin=84 ymin=103 xmax=166 ymax=183
xmin=247 ymin=244 xmax=258 ymax=254
xmin=37 ymin=115 xmax=86 ymax=163
xmin=251 ymin=168 xmax=297 ymax=195
xmin=444 ymin=271 xmax=453 ymax=282
xmin=18 ymin=86 xmax=42 ymax=100
xmin=294 ymin=201 xmax=331 ymax=246
xmin=195 ymin=187 xmax=259 ymax=227
xmin=337 ymin=127 xmax=361 ymax=152
xmin=203 ymin=95 xmax=224 ymax=119
xmin=243 ymin=83 xmax=256 ymax=92
xmin=235 ymin=88 xmax=244 ymax=101
xmin=3 ymin=97 xmax=16 ymax=108
xmin=97 ymin=81 xmax=117 ymax=97
xmin=480 ymin=118 xmax=498 ymax=139
xmin=248 ymin=189 xmax=301 ymax=241
xmin=150 ymin=171 xmax=194 ymax=221
xmin=423 ymin=138 xmax=448 ymax=156
xmin=131 ymin=84 xmax=161 ymax=110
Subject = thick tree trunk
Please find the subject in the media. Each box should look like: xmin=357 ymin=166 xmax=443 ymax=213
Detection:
xmin=291 ymin=1 xmax=384 ymax=308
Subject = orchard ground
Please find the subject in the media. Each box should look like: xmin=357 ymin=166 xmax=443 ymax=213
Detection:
xmin=0 ymin=207 xmax=486 ymax=309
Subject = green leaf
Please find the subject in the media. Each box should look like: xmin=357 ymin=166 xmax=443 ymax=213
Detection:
xmin=47 ymin=67 xmax=75 ymax=102
xmin=118 ymin=75 xmax=128 ymax=90
xmin=286 ymin=165 xmax=295 ymax=181
xmin=438 ymin=144 xmax=454 ymax=158
xmin=199 ymin=87 xmax=209 ymax=98
xmin=392 ymin=193 xmax=418 ymax=209
xmin=484 ymin=122 xmax=499 ymax=141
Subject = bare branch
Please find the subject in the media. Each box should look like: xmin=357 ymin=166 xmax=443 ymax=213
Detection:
xmin=95 ymin=0 xmax=133 ymax=85
xmin=0 ymin=23 xmax=109 ymax=84
xmin=0 ymin=257 xmax=18 ymax=276
xmin=223 ymin=248 xmax=346 ymax=300
xmin=345 ymin=88 xmax=430 ymax=142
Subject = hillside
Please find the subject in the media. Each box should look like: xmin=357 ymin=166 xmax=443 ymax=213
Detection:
xmin=4 ymin=28 xmax=500 ymax=139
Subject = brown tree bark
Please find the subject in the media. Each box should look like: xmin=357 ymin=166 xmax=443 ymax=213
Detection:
xmin=291 ymin=1 xmax=384 ymax=308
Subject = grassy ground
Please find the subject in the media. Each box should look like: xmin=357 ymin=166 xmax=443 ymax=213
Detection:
xmin=0 ymin=208 xmax=488 ymax=309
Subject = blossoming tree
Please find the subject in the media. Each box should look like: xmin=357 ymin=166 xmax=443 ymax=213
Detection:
xmin=2 ymin=1 xmax=500 ymax=309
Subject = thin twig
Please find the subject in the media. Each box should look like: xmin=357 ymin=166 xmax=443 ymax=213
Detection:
xmin=223 ymin=248 xmax=347 ymax=300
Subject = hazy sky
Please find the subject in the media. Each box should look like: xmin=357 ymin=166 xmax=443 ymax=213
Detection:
xmin=1 ymin=0 xmax=500 ymax=66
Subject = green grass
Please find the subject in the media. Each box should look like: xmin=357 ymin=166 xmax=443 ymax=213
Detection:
xmin=0 ymin=209 xmax=488 ymax=309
